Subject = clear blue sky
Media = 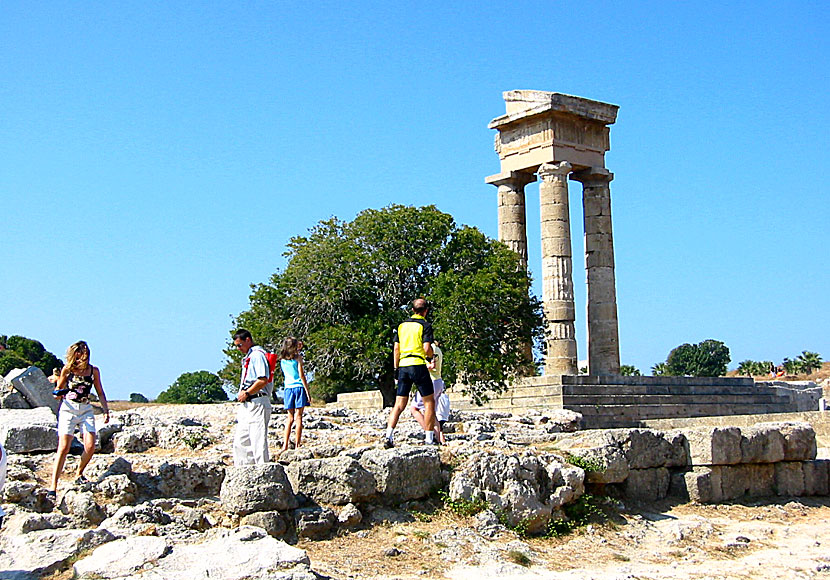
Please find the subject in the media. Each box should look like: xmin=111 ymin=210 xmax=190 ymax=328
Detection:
xmin=2 ymin=1 xmax=827 ymax=400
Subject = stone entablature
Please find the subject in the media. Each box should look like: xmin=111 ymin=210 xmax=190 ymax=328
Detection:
xmin=489 ymin=91 xmax=619 ymax=173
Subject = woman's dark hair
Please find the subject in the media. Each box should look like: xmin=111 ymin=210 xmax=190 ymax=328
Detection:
xmin=280 ymin=337 xmax=300 ymax=360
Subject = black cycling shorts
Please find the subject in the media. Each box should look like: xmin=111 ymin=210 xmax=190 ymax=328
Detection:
xmin=396 ymin=365 xmax=434 ymax=398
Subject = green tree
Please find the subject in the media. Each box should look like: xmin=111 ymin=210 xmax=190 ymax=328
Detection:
xmin=782 ymin=357 xmax=799 ymax=375
xmin=156 ymin=371 xmax=228 ymax=404
xmin=0 ymin=335 xmax=63 ymax=377
xmin=129 ymin=393 xmax=150 ymax=403
xmin=663 ymin=339 xmax=730 ymax=377
xmin=795 ymin=351 xmax=823 ymax=375
xmin=0 ymin=351 xmax=32 ymax=376
xmin=619 ymin=365 xmax=641 ymax=376
xmin=223 ymin=205 xmax=543 ymax=406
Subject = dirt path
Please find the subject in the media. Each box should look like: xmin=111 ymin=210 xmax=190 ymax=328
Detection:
xmin=302 ymin=498 xmax=830 ymax=579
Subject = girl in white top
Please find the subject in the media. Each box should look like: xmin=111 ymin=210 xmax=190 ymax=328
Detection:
xmin=47 ymin=341 xmax=109 ymax=498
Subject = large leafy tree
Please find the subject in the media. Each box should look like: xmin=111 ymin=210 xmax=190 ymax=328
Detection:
xmin=156 ymin=371 xmax=228 ymax=404
xmin=222 ymin=205 xmax=543 ymax=406
xmin=0 ymin=335 xmax=63 ymax=377
xmin=662 ymin=339 xmax=731 ymax=377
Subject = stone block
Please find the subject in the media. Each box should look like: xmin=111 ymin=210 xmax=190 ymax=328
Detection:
xmin=774 ymin=462 xmax=806 ymax=496
xmin=684 ymin=427 xmax=742 ymax=466
xmin=740 ymin=425 xmax=785 ymax=463
xmin=683 ymin=466 xmax=723 ymax=504
xmin=0 ymin=407 xmax=58 ymax=453
xmin=219 ymin=464 xmax=298 ymax=516
xmin=240 ymin=511 xmax=288 ymax=538
xmin=803 ymin=460 xmax=830 ymax=496
xmin=0 ymin=376 xmax=30 ymax=409
xmin=758 ymin=422 xmax=816 ymax=461
xmin=622 ymin=468 xmax=669 ymax=501
xmin=746 ymin=463 xmax=776 ymax=497
xmin=7 ymin=366 xmax=60 ymax=413
xmin=359 ymin=446 xmax=442 ymax=503
xmin=286 ymin=456 xmax=376 ymax=505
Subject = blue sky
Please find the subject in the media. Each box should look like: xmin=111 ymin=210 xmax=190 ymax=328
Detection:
xmin=2 ymin=1 xmax=827 ymax=400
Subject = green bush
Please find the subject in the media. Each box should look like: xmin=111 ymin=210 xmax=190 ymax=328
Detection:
xmin=156 ymin=371 xmax=228 ymax=404
xmin=0 ymin=351 xmax=31 ymax=377
xmin=0 ymin=334 xmax=63 ymax=377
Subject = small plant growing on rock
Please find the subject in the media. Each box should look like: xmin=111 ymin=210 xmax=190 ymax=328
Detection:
xmin=564 ymin=453 xmax=604 ymax=472
xmin=507 ymin=550 xmax=532 ymax=567
xmin=181 ymin=429 xmax=213 ymax=450
xmin=544 ymin=494 xmax=604 ymax=537
xmin=437 ymin=491 xmax=488 ymax=517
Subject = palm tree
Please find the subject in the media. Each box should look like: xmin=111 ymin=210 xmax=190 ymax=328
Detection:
xmin=796 ymin=351 xmax=823 ymax=375
xmin=651 ymin=362 xmax=668 ymax=376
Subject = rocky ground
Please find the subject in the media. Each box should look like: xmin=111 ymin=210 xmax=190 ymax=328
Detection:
xmin=2 ymin=400 xmax=830 ymax=580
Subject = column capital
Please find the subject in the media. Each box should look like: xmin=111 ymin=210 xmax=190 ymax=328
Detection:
xmin=485 ymin=170 xmax=536 ymax=188
xmin=537 ymin=161 xmax=572 ymax=182
xmin=571 ymin=166 xmax=614 ymax=185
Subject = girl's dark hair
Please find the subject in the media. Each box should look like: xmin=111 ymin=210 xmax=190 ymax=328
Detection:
xmin=280 ymin=337 xmax=300 ymax=360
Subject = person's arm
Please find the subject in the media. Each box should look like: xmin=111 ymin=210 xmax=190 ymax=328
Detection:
xmin=92 ymin=367 xmax=110 ymax=424
xmin=298 ymin=354 xmax=311 ymax=400
xmin=423 ymin=342 xmax=434 ymax=359
xmin=51 ymin=367 xmax=70 ymax=398
xmin=393 ymin=343 xmax=400 ymax=380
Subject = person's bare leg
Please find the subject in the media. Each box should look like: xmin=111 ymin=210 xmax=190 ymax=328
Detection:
xmin=295 ymin=407 xmax=305 ymax=448
xmin=422 ymin=394 xmax=436 ymax=434
xmin=410 ymin=406 xmax=426 ymax=430
xmin=282 ymin=412 xmax=294 ymax=451
xmin=386 ymin=396 xmax=409 ymax=430
xmin=77 ymin=431 xmax=96 ymax=478
xmin=50 ymin=435 xmax=74 ymax=491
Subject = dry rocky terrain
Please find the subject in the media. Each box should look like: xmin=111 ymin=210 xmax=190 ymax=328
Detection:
xmin=2 ymin=376 xmax=830 ymax=579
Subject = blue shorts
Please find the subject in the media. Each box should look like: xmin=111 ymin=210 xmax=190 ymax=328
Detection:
xmin=284 ymin=387 xmax=309 ymax=410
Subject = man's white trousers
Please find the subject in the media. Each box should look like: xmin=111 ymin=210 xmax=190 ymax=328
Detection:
xmin=233 ymin=398 xmax=271 ymax=465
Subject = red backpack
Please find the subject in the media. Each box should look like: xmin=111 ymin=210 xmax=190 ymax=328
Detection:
xmin=265 ymin=352 xmax=279 ymax=383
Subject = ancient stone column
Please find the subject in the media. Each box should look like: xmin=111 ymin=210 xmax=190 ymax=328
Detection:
xmin=538 ymin=161 xmax=577 ymax=375
xmin=488 ymin=171 xmax=535 ymax=270
xmin=574 ymin=167 xmax=620 ymax=375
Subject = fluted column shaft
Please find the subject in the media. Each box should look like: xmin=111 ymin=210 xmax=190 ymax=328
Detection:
xmin=573 ymin=167 xmax=620 ymax=375
xmin=538 ymin=161 xmax=577 ymax=375
xmin=491 ymin=172 xmax=535 ymax=270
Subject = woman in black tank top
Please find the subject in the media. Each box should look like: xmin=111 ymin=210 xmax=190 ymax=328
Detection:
xmin=47 ymin=341 xmax=110 ymax=498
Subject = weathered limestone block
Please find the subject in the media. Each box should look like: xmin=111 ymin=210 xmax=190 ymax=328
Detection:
xmin=59 ymin=490 xmax=106 ymax=527
xmin=6 ymin=366 xmax=60 ymax=413
xmin=803 ymin=460 xmax=830 ymax=496
xmin=337 ymin=503 xmax=363 ymax=527
xmin=156 ymin=458 xmax=226 ymax=498
xmin=740 ymin=426 xmax=785 ymax=463
xmin=0 ymin=407 xmax=58 ymax=453
xmin=683 ymin=466 xmax=723 ymax=503
xmin=0 ymin=375 xmax=30 ymax=408
xmin=2 ymin=479 xmax=56 ymax=512
xmin=95 ymin=474 xmax=137 ymax=506
xmin=0 ymin=528 xmax=115 ymax=578
xmin=774 ymin=462 xmax=806 ymax=496
xmin=563 ymin=445 xmax=629 ymax=484
xmin=98 ymin=504 xmax=172 ymax=537
xmin=359 ymin=446 xmax=441 ymax=503
xmin=286 ymin=456 xmax=376 ymax=505
xmin=746 ymin=464 xmax=776 ymax=498
xmin=4 ymin=512 xmax=71 ymax=534
xmin=73 ymin=526 xmax=312 ymax=580
xmin=112 ymin=425 xmax=158 ymax=453
xmin=758 ymin=422 xmax=817 ymax=461
xmin=240 ymin=510 xmax=288 ymax=538
xmin=555 ymin=428 xmax=687 ymax=469
xmin=684 ymin=427 xmax=742 ymax=465
xmin=622 ymin=467 xmax=670 ymax=501
xmin=294 ymin=506 xmax=337 ymax=540
xmin=73 ymin=536 xmax=170 ymax=580
xmin=220 ymin=464 xmax=298 ymax=516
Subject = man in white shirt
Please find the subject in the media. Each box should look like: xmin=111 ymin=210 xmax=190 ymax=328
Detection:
xmin=232 ymin=329 xmax=273 ymax=465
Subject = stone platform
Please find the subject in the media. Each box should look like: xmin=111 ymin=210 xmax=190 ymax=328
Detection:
xmin=334 ymin=375 xmax=820 ymax=429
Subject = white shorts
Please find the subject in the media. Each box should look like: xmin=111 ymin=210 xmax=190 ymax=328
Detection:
xmin=57 ymin=399 xmax=96 ymax=436
xmin=412 ymin=379 xmax=450 ymax=421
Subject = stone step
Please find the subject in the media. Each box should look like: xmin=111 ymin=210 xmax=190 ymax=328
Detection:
xmin=560 ymin=394 xmax=789 ymax=406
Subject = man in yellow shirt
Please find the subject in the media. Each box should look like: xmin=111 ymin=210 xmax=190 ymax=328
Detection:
xmin=384 ymin=298 xmax=435 ymax=447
